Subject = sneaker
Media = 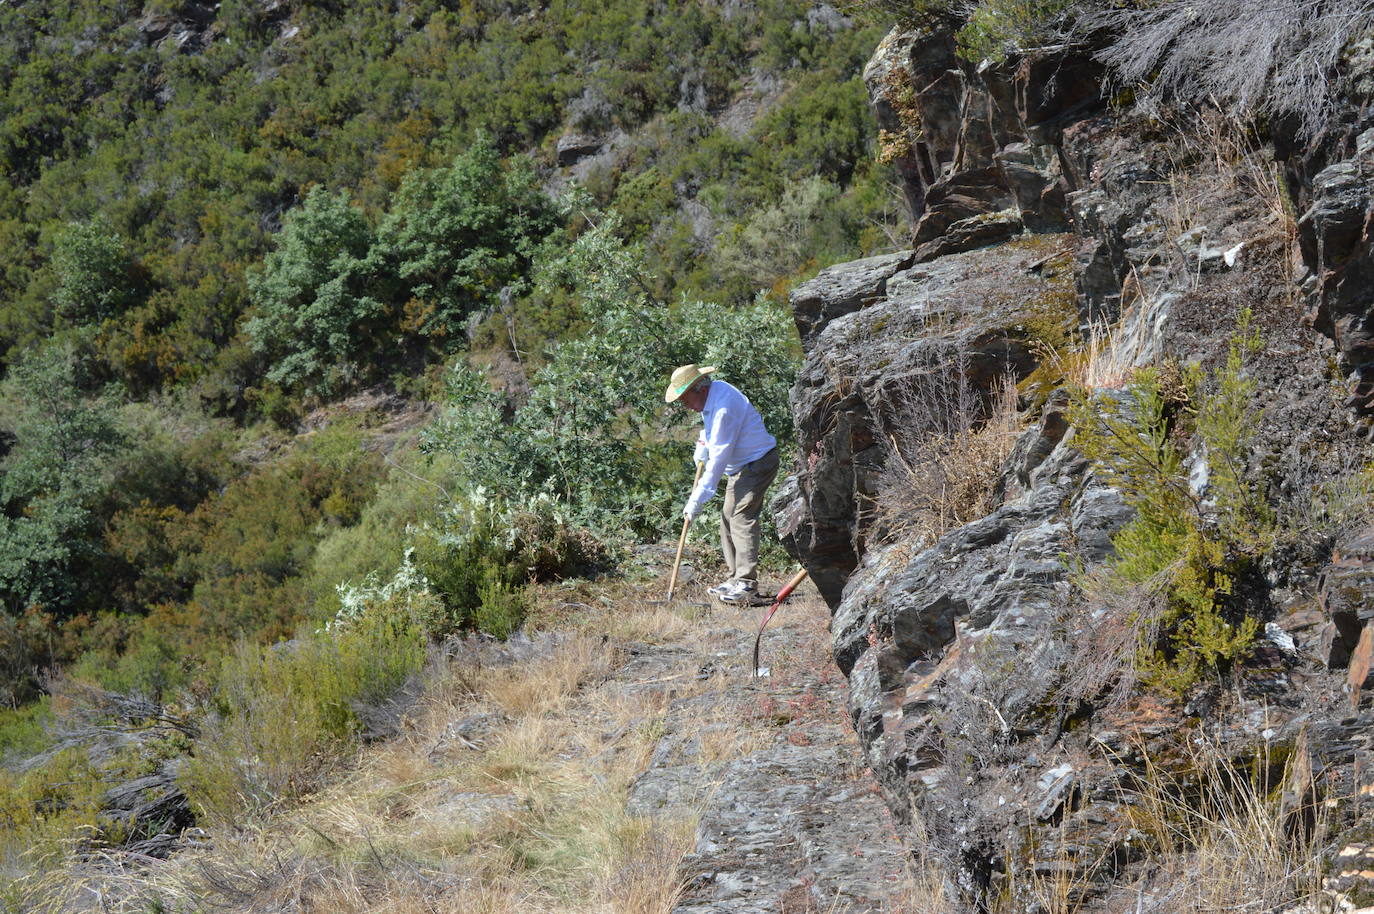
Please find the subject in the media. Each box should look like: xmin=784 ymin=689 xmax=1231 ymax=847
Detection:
xmin=716 ymin=580 xmax=757 ymax=605
xmin=706 ymin=580 xmax=734 ymax=597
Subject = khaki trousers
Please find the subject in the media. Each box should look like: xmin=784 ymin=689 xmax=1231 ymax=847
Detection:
xmin=719 ymin=446 xmax=779 ymax=585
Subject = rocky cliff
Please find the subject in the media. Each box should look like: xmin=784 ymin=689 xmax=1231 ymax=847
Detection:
xmin=776 ymin=14 xmax=1374 ymax=912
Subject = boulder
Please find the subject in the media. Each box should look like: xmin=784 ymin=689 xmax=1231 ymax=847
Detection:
xmin=864 ymin=26 xmax=1103 ymax=242
xmin=1299 ymin=149 xmax=1374 ymax=420
xmin=555 ymin=133 xmax=603 ymax=166
xmin=779 ymin=17 xmax=1374 ymax=910
xmin=783 ymin=236 xmax=1076 ymax=608
xmin=787 ymin=250 xmax=913 ymax=352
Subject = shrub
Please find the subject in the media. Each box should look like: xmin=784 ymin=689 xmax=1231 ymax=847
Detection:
xmin=873 ymin=373 xmax=1022 ymax=551
xmin=66 ymin=625 xmax=190 ymax=702
xmin=0 ymin=746 xmax=106 ymax=860
xmin=424 ymin=208 xmax=799 ymax=542
xmin=376 ymin=134 xmax=560 ymax=344
xmin=472 ymin=577 xmax=529 ymax=640
xmin=304 ymin=449 xmax=459 ymax=616
xmin=1069 ymin=314 xmax=1269 ymax=696
xmin=956 ymin=0 xmax=1076 ymax=62
xmin=405 ymin=490 xmax=608 ymax=638
xmin=247 ymin=138 xmax=561 ymax=397
xmin=0 ymin=685 xmax=197 ymax=867
xmin=244 ymin=186 xmax=385 ymax=397
xmin=410 ymin=498 xmax=525 ymax=639
xmin=0 ymin=344 xmax=127 ymax=618
xmin=0 ymin=697 xmax=50 ymax=762
xmin=50 ymin=216 xmax=142 ymax=324
xmin=331 ymin=548 xmax=449 ymax=640
xmin=182 ymin=608 xmax=425 ymax=825
xmin=712 ymin=175 xmax=845 ymax=292
xmin=1090 ymin=0 xmax=1374 ymax=138
xmin=163 ymin=419 xmax=386 ymax=647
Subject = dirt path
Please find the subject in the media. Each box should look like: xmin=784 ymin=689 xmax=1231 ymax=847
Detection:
xmin=616 ymin=578 xmax=915 ymax=913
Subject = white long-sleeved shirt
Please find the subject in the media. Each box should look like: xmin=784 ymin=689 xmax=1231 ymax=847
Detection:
xmin=686 ymin=379 xmax=776 ymax=518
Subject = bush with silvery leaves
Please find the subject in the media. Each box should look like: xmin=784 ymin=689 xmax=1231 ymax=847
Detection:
xmin=424 ymin=200 xmax=798 ymax=542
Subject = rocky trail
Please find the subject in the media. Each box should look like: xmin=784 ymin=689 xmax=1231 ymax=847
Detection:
xmin=618 ymin=571 xmax=915 ymax=913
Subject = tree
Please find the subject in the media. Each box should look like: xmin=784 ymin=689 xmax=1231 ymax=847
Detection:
xmin=377 ymin=134 xmax=559 ymax=343
xmin=51 ymin=217 xmax=140 ymax=324
xmin=0 ymin=344 xmax=127 ymax=614
xmin=245 ymin=187 xmax=384 ymax=396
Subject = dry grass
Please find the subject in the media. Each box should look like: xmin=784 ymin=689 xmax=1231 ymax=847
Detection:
xmin=2 ymin=591 xmax=742 ymax=914
xmin=872 ymin=375 xmax=1022 ymax=552
xmin=480 ymin=634 xmax=616 ymax=717
xmin=1056 ymin=567 xmax=1172 ymax=709
xmin=1121 ymin=740 xmax=1327 ymax=913
xmin=1003 ymin=735 xmax=1328 ymax=914
xmin=1091 ymin=0 xmax=1374 ymax=139
xmin=1038 ymin=316 xmax=1135 ymax=391
xmin=594 ymin=600 xmax=698 ymax=644
xmin=879 ymin=851 xmax=952 ymax=913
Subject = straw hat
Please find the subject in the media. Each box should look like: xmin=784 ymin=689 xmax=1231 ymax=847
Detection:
xmin=665 ymin=364 xmax=716 ymax=402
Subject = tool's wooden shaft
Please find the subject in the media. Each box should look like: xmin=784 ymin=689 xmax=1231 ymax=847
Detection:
xmin=666 ymin=461 xmax=704 ymax=602
xmin=776 ymin=567 xmax=810 ymax=602
xmin=665 ymin=515 xmax=691 ymax=601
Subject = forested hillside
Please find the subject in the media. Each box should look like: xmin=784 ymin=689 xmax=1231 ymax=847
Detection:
xmin=0 ymin=1 xmax=905 ymax=889
xmin=0 ymin=0 xmax=897 ymax=731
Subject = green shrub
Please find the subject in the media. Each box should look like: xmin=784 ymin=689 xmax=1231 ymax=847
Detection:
xmin=376 ymin=134 xmax=560 ymax=344
xmin=1070 ymin=313 xmax=1269 ymax=695
xmin=0 ymin=697 xmax=51 ymax=762
xmin=410 ymin=501 xmax=523 ymax=638
xmin=424 ymin=209 xmax=799 ymax=542
xmin=66 ymin=626 xmax=189 ymax=702
xmin=0 ymin=344 xmax=127 ymax=620
xmin=0 ymin=687 xmax=197 ymax=867
xmin=956 ymin=0 xmax=1075 ymax=63
xmin=145 ymin=418 xmax=387 ymax=648
xmin=246 ymin=136 xmax=561 ymax=397
xmin=305 ymin=449 xmax=459 ymax=616
xmin=50 ymin=216 xmax=143 ymax=324
xmin=244 ymin=186 xmax=385 ymax=397
xmin=182 ymin=608 xmax=424 ymax=825
xmin=0 ymin=746 xmax=106 ymax=860
xmin=410 ymin=489 xmax=610 ymax=638
xmin=473 ymin=577 xmax=529 ymax=640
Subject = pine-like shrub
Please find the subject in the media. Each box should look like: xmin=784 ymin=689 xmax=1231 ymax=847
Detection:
xmin=1070 ymin=312 xmax=1268 ymax=695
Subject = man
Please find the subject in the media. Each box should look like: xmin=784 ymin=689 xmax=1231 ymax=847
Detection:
xmin=665 ymin=363 xmax=779 ymax=604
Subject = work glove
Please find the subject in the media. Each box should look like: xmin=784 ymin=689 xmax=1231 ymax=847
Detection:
xmin=693 ymin=437 xmax=707 ymax=465
xmin=683 ymin=501 xmax=701 ymax=522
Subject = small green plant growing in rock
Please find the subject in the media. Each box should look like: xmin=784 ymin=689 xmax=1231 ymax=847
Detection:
xmin=1070 ymin=311 xmax=1268 ymax=696
xmin=956 ymin=0 xmax=1076 ymax=63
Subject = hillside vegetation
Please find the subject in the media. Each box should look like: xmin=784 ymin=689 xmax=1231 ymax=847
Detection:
xmin=0 ymin=0 xmax=906 ymax=885
xmin=0 ymin=0 xmax=895 ymax=699
xmin=14 ymin=0 xmax=1368 ymax=907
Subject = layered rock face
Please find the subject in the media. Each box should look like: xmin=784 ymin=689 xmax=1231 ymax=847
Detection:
xmin=1277 ymin=31 xmax=1374 ymax=426
xmin=777 ymin=21 xmax=1374 ymax=911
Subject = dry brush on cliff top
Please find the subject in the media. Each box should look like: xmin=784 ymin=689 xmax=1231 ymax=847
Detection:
xmin=849 ymin=0 xmax=1372 ymax=137
xmin=1089 ymin=0 xmax=1374 ymax=138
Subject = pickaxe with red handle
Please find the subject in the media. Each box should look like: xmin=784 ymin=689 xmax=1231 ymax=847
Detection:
xmin=752 ymin=567 xmax=809 ymax=677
